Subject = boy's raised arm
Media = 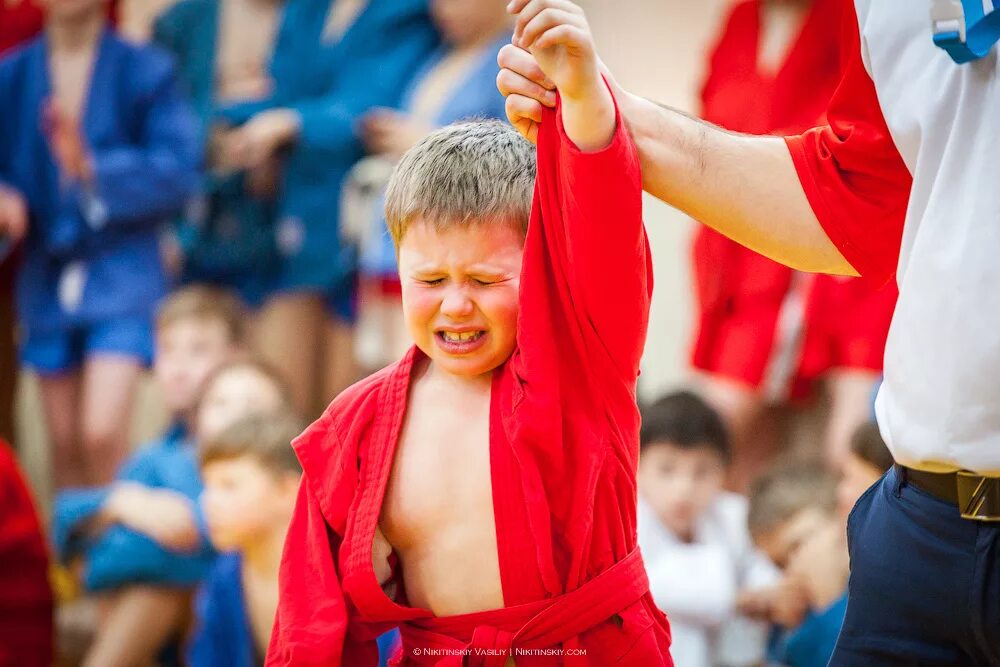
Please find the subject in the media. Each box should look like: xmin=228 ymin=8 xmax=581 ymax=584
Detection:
xmin=512 ymin=0 xmax=650 ymax=379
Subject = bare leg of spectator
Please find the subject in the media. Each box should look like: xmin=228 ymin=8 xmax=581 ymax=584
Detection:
xmin=38 ymin=372 xmax=83 ymax=490
xmin=321 ymin=314 xmax=358 ymax=409
xmin=82 ymin=585 xmax=190 ymax=667
xmin=824 ymin=369 xmax=880 ymax=470
xmin=55 ymin=595 xmax=100 ymax=667
xmin=254 ymin=292 xmax=325 ymax=416
xmin=80 ymin=355 xmax=143 ymax=485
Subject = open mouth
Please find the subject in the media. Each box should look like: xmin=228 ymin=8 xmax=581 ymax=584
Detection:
xmin=435 ymin=330 xmax=487 ymax=353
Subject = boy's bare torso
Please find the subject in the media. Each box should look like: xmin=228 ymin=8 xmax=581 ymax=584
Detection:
xmin=48 ymin=46 xmax=96 ymax=122
xmin=377 ymin=358 xmax=505 ymax=617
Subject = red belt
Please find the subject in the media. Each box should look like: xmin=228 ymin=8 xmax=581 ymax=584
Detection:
xmin=398 ymin=547 xmax=649 ymax=666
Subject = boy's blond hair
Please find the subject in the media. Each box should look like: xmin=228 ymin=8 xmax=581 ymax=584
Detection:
xmin=199 ymin=411 xmax=304 ymax=475
xmin=156 ymin=285 xmax=246 ymax=345
xmin=747 ymin=461 xmax=837 ymax=537
xmin=384 ymin=120 xmax=536 ymax=246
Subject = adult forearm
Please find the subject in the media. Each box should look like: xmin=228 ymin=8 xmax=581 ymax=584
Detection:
xmin=619 ymin=92 xmax=856 ymax=276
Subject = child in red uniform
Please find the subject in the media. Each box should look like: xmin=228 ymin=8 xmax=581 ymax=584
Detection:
xmin=0 ymin=441 xmax=53 ymax=667
xmin=691 ymin=0 xmax=896 ymax=488
xmin=266 ymin=3 xmax=672 ymax=665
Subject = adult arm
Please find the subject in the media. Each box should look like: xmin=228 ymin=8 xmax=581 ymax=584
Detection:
xmin=616 ymin=93 xmax=850 ymax=275
xmin=499 ymin=1 xmax=912 ymax=282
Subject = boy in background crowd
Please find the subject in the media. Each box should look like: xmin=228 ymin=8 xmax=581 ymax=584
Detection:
xmin=637 ymin=391 xmax=779 ymax=667
xmin=187 ymin=412 xmax=304 ymax=666
xmin=0 ymin=0 xmax=200 ymax=488
xmin=52 ymin=286 xmax=243 ymax=666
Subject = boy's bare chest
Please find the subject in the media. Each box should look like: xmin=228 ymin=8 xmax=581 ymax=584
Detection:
xmin=380 ymin=389 xmax=494 ymax=546
xmin=48 ymin=51 xmax=94 ymax=120
xmin=216 ymin=0 xmax=279 ymax=101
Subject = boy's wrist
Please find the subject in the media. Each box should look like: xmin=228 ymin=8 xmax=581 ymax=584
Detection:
xmin=558 ymin=67 xmax=605 ymax=105
xmin=558 ymin=73 xmax=616 ymax=153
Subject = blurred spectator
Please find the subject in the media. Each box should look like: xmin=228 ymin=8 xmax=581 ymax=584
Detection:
xmin=212 ymin=0 xmax=438 ymax=414
xmin=0 ymin=0 xmax=44 ymax=449
xmin=65 ymin=357 xmax=292 ymax=666
xmin=152 ymin=0 xmax=290 ymax=317
xmin=690 ymin=0 xmax=896 ymax=491
xmin=345 ymin=0 xmax=511 ymax=372
xmin=187 ymin=412 xmax=303 ymax=666
xmin=741 ymin=461 xmax=842 ymax=666
xmin=0 ymin=440 xmax=53 ymax=667
xmin=835 ymin=420 xmax=893 ymax=520
xmin=0 ymin=0 xmax=122 ymax=451
xmin=775 ymin=428 xmax=891 ymax=666
xmin=52 ymin=286 xmax=245 ymax=666
xmin=637 ymin=391 xmax=779 ymax=667
xmin=0 ymin=0 xmax=201 ymax=488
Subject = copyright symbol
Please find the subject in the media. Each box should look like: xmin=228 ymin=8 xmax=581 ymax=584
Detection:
xmin=412 ymin=648 xmax=420 ymax=656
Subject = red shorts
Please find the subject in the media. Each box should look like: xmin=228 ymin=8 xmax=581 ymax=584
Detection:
xmin=690 ymin=229 xmax=897 ymax=398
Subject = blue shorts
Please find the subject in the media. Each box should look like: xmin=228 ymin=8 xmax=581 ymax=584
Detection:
xmin=21 ymin=316 xmax=154 ymax=375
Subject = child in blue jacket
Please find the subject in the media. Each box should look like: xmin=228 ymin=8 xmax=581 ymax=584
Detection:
xmin=0 ymin=0 xmax=201 ymax=488
xmin=216 ymin=0 xmax=438 ymax=412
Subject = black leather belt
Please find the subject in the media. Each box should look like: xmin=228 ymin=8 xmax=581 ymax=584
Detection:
xmin=897 ymin=464 xmax=1000 ymax=521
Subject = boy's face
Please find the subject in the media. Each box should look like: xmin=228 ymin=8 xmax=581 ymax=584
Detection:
xmin=837 ymin=453 xmax=883 ymax=520
xmin=154 ymin=318 xmax=236 ymax=417
xmin=638 ymin=440 xmax=726 ymax=541
xmin=201 ymin=456 xmax=299 ymax=552
xmin=754 ymin=506 xmax=830 ymax=570
xmin=196 ymin=368 xmax=285 ymax=442
xmin=398 ymin=219 xmax=523 ymax=379
xmin=431 ymin=0 xmax=509 ymax=45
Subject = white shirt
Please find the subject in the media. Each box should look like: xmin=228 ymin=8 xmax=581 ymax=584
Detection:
xmin=637 ymin=493 xmax=779 ymax=667
xmin=792 ymin=2 xmax=1000 ymax=472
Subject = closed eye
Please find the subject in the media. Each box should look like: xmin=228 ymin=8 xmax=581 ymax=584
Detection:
xmin=418 ymin=278 xmax=445 ymax=286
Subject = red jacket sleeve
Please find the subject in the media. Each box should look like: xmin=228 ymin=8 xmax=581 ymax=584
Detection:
xmin=0 ymin=443 xmax=53 ymax=667
xmin=532 ymin=94 xmax=650 ymax=380
xmin=784 ymin=2 xmax=912 ymax=283
xmin=266 ymin=480 xmax=376 ymax=667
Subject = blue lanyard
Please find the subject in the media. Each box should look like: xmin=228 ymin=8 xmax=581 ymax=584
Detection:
xmin=932 ymin=0 xmax=1000 ymax=63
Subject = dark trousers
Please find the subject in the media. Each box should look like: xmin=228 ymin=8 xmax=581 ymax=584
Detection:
xmin=831 ymin=466 xmax=1000 ymax=666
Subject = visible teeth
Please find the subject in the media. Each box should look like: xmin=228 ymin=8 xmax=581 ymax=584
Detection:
xmin=442 ymin=331 xmax=480 ymax=342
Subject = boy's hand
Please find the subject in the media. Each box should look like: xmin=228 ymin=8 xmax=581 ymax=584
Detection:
xmin=505 ymin=0 xmax=614 ymax=151
xmin=225 ymin=109 xmax=301 ymax=170
xmin=510 ymin=0 xmax=599 ymax=102
xmin=786 ymin=522 xmax=849 ymax=610
xmin=736 ymin=579 xmax=810 ymax=627
xmin=105 ymin=483 xmax=200 ymax=552
xmin=0 ymin=185 xmax=28 ymax=243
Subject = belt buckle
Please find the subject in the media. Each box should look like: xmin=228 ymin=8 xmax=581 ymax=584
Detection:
xmin=956 ymin=471 xmax=1000 ymax=521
